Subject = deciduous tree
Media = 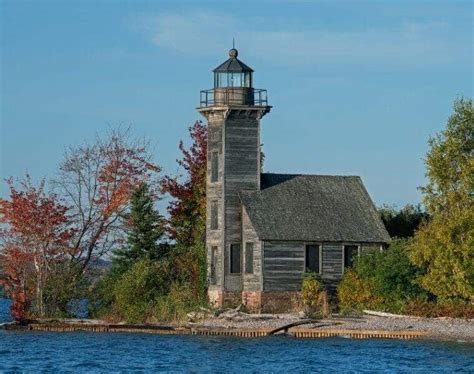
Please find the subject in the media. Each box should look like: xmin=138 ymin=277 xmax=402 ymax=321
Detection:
xmin=162 ymin=121 xmax=207 ymax=246
xmin=0 ymin=177 xmax=74 ymax=320
xmin=54 ymin=128 xmax=160 ymax=274
xmin=409 ymin=98 xmax=474 ymax=301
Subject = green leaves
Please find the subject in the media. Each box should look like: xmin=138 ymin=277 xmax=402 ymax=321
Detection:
xmin=410 ymin=98 xmax=474 ymax=302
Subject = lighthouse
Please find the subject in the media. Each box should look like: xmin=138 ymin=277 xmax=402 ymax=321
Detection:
xmin=198 ymin=48 xmax=271 ymax=306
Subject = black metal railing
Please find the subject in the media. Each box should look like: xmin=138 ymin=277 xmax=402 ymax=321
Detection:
xmin=200 ymin=88 xmax=268 ymax=107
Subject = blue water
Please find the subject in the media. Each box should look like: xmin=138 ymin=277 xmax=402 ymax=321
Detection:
xmin=1 ymin=299 xmax=473 ymax=372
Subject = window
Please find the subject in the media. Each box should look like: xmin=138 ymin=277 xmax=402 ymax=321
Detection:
xmin=344 ymin=245 xmax=359 ymax=268
xmin=245 ymin=243 xmax=254 ymax=274
xmin=211 ymin=151 xmax=218 ymax=182
xmin=230 ymin=244 xmax=241 ymax=274
xmin=305 ymin=245 xmax=320 ymax=273
xmin=210 ymin=246 xmax=217 ymax=285
xmin=210 ymin=201 xmax=218 ymax=230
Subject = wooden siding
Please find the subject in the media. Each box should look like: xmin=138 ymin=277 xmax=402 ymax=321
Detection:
xmin=321 ymin=243 xmax=343 ymax=290
xmin=205 ymin=110 xmax=264 ymax=293
xmin=242 ymin=206 xmax=263 ymax=291
xmin=263 ymin=241 xmax=305 ymax=292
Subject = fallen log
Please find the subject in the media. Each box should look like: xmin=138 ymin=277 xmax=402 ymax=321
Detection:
xmin=268 ymin=319 xmax=319 ymax=335
xmin=363 ymin=310 xmax=420 ymax=319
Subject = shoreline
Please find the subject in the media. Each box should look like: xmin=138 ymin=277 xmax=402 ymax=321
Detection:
xmin=3 ymin=314 xmax=473 ymax=342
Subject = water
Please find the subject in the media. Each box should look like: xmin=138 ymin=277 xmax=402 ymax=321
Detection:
xmin=1 ymin=299 xmax=473 ymax=372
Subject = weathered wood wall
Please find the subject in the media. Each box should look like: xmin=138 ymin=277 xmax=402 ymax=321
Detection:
xmin=223 ymin=114 xmax=261 ymax=292
xmin=242 ymin=206 xmax=262 ymax=291
xmin=203 ymin=108 xmax=266 ymax=294
xmin=262 ymin=241 xmax=385 ymax=292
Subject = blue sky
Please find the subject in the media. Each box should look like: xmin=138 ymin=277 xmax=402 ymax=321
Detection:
xmin=1 ymin=0 xmax=472 ymax=207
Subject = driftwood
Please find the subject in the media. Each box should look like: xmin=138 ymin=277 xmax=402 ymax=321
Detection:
xmin=363 ymin=310 xmax=420 ymax=319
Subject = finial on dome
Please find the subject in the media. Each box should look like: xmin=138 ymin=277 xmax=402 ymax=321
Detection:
xmin=229 ymin=48 xmax=238 ymax=58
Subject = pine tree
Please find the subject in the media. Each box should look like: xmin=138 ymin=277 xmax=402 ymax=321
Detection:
xmin=112 ymin=182 xmax=167 ymax=275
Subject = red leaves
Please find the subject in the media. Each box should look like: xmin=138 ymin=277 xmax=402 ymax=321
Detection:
xmin=162 ymin=121 xmax=207 ymax=245
xmin=0 ymin=176 xmax=73 ymax=321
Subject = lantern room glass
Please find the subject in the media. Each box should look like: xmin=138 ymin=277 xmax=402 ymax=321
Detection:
xmin=214 ymin=72 xmax=252 ymax=88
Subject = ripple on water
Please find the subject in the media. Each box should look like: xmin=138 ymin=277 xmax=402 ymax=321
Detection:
xmin=0 ymin=299 xmax=473 ymax=372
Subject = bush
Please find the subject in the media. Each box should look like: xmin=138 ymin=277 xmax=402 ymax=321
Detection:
xmin=337 ymin=269 xmax=382 ymax=313
xmin=342 ymin=239 xmax=427 ymax=313
xmin=301 ymin=273 xmax=330 ymax=317
xmin=403 ymin=299 xmax=474 ymax=319
xmin=151 ymin=283 xmax=201 ymax=323
xmin=112 ymin=258 xmax=172 ymax=323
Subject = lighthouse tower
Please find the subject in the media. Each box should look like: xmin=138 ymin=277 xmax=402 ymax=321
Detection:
xmin=198 ymin=48 xmax=271 ymax=306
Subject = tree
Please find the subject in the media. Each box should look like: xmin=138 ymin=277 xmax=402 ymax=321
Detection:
xmin=161 ymin=121 xmax=207 ymax=299
xmin=54 ymin=128 xmax=160 ymax=274
xmin=379 ymin=204 xmax=429 ymax=238
xmin=111 ymin=182 xmax=167 ymax=275
xmin=0 ymin=177 xmax=74 ymax=321
xmin=409 ymin=98 xmax=474 ymax=301
xmin=162 ymin=121 xmax=207 ymax=246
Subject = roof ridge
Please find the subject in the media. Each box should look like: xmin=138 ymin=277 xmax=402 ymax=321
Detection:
xmin=262 ymin=172 xmax=361 ymax=178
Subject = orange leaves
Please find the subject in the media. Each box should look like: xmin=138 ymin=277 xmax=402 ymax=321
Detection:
xmin=0 ymin=177 xmax=74 ymax=321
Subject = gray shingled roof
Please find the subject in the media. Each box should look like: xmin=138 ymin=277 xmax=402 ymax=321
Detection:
xmin=213 ymin=57 xmax=254 ymax=73
xmin=240 ymin=173 xmax=390 ymax=243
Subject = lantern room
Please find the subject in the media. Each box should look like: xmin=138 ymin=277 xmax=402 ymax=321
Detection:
xmin=199 ymin=48 xmax=268 ymax=107
xmin=213 ymin=48 xmax=253 ymax=88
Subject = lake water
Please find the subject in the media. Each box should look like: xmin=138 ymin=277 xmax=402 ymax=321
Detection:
xmin=1 ymin=299 xmax=473 ymax=372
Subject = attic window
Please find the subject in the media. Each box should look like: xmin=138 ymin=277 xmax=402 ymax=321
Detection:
xmin=230 ymin=244 xmax=241 ymax=274
xmin=305 ymin=245 xmax=320 ymax=274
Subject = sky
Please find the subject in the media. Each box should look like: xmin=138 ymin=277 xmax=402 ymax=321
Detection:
xmin=1 ymin=0 xmax=473 ymax=207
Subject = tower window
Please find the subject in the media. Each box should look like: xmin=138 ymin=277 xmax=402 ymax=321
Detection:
xmin=210 ymin=201 xmax=218 ymax=230
xmin=344 ymin=245 xmax=359 ymax=268
xmin=230 ymin=244 xmax=241 ymax=274
xmin=211 ymin=151 xmax=218 ymax=182
xmin=210 ymin=246 xmax=217 ymax=285
xmin=245 ymin=243 xmax=254 ymax=274
xmin=305 ymin=245 xmax=320 ymax=274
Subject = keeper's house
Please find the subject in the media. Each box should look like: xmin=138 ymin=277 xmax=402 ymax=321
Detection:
xmin=197 ymin=48 xmax=390 ymax=312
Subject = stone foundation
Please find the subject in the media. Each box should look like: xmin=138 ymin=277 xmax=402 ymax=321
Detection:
xmin=260 ymin=292 xmax=302 ymax=313
xmin=242 ymin=291 xmax=262 ymax=312
xmin=207 ymin=289 xmax=223 ymax=307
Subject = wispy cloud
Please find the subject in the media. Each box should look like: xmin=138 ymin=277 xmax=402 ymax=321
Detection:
xmin=130 ymin=11 xmax=469 ymax=68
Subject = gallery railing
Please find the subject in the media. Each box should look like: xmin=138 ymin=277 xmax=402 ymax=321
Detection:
xmin=200 ymin=88 xmax=268 ymax=107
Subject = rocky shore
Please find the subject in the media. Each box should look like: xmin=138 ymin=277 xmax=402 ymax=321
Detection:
xmin=192 ymin=312 xmax=474 ymax=342
xmin=3 ymin=312 xmax=473 ymax=342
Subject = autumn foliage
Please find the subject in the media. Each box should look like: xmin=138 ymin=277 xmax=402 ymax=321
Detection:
xmin=0 ymin=177 xmax=74 ymax=321
xmin=55 ymin=128 xmax=160 ymax=272
xmin=1 ymin=129 xmax=161 ymax=321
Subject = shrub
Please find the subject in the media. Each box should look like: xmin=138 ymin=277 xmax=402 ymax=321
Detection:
xmin=337 ymin=269 xmax=382 ymax=313
xmin=346 ymin=239 xmax=427 ymax=313
xmin=151 ymin=283 xmax=200 ymax=323
xmin=112 ymin=258 xmax=172 ymax=323
xmin=403 ymin=299 xmax=474 ymax=319
xmin=301 ymin=273 xmax=330 ymax=317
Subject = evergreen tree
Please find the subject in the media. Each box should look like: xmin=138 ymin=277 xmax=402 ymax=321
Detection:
xmin=409 ymin=98 xmax=474 ymax=301
xmin=379 ymin=204 xmax=429 ymax=238
xmin=112 ymin=182 xmax=167 ymax=275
